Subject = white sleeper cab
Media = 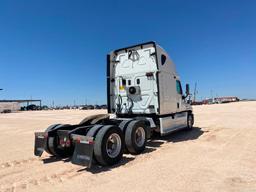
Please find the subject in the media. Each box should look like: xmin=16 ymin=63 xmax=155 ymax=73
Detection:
xmin=34 ymin=41 xmax=194 ymax=168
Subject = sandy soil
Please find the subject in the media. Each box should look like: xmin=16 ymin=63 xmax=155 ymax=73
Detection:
xmin=0 ymin=102 xmax=256 ymax=192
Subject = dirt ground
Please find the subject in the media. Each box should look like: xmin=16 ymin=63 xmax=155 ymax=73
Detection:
xmin=0 ymin=101 xmax=256 ymax=192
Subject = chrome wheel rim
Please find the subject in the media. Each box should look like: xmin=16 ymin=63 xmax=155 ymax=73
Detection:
xmin=106 ymin=133 xmax=122 ymax=158
xmin=135 ymin=127 xmax=145 ymax=147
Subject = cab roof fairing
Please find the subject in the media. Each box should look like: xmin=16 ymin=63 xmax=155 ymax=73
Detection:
xmin=111 ymin=41 xmax=156 ymax=56
xmin=155 ymin=44 xmax=178 ymax=78
xmin=108 ymin=42 xmax=157 ymax=78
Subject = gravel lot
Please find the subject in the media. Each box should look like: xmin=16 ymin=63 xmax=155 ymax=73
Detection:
xmin=0 ymin=102 xmax=256 ymax=192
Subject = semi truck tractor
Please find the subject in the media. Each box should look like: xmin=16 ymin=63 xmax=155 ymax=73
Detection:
xmin=34 ymin=41 xmax=194 ymax=168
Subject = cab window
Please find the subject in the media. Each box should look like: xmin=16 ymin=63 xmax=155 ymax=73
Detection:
xmin=176 ymin=80 xmax=183 ymax=95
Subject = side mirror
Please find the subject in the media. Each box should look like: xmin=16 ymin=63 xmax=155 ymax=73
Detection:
xmin=185 ymin=84 xmax=190 ymax=96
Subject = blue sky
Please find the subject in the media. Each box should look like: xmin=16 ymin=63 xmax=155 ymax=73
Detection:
xmin=0 ymin=0 xmax=255 ymax=106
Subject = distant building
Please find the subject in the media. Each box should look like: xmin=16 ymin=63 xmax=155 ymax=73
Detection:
xmin=201 ymin=98 xmax=214 ymax=105
xmin=0 ymin=99 xmax=41 ymax=113
xmin=214 ymin=97 xmax=239 ymax=103
xmin=0 ymin=102 xmax=20 ymax=113
xmin=195 ymin=96 xmax=239 ymax=105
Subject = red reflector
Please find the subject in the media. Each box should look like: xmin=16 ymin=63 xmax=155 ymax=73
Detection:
xmin=89 ymin=141 xmax=94 ymax=145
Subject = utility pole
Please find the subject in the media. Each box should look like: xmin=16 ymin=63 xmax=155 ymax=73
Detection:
xmin=193 ymin=83 xmax=197 ymax=102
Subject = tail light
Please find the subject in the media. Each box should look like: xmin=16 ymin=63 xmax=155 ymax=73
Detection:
xmin=76 ymin=137 xmax=81 ymax=143
xmin=66 ymin=139 xmax=71 ymax=146
xmin=88 ymin=140 xmax=94 ymax=145
xmin=59 ymin=139 xmax=65 ymax=147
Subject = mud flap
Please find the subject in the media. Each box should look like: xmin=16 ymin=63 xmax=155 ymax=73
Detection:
xmin=71 ymin=134 xmax=94 ymax=168
xmin=34 ymin=132 xmax=46 ymax=156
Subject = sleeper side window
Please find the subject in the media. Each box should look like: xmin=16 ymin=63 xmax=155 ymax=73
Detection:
xmin=176 ymin=80 xmax=183 ymax=95
xmin=161 ymin=54 xmax=166 ymax=65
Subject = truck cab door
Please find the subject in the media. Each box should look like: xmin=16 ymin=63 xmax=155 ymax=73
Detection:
xmin=176 ymin=80 xmax=183 ymax=112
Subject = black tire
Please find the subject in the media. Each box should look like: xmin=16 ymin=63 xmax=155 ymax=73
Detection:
xmin=125 ymin=120 xmax=147 ymax=155
xmin=86 ymin=124 xmax=104 ymax=164
xmin=94 ymin=125 xmax=124 ymax=166
xmin=86 ymin=124 xmax=104 ymax=137
xmin=186 ymin=113 xmax=194 ymax=130
xmin=45 ymin=124 xmax=60 ymax=132
xmin=44 ymin=124 xmax=60 ymax=154
xmin=119 ymin=120 xmax=132 ymax=132
xmin=119 ymin=120 xmax=133 ymax=154
xmin=79 ymin=114 xmax=109 ymax=125
xmin=47 ymin=124 xmax=73 ymax=157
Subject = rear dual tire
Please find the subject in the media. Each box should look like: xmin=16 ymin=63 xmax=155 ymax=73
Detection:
xmin=93 ymin=125 xmax=124 ymax=166
xmin=46 ymin=124 xmax=73 ymax=158
xmin=92 ymin=120 xmax=147 ymax=166
xmin=44 ymin=124 xmax=60 ymax=155
xmin=125 ymin=120 xmax=147 ymax=155
xmin=118 ymin=120 xmax=133 ymax=154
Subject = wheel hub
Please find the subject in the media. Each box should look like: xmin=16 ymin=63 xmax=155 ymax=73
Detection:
xmin=106 ymin=133 xmax=122 ymax=158
xmin=135 ymin=127 xmax=145 ymax=147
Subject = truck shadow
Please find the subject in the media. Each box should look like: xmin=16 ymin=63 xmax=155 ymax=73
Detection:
xmin=146 ymin=126 xmax=204 ymax=149
xmin=80 ymin=127 xmax=204 ymax=173
xmin=78 ymin=156 xmax=135 ymax=174
xmin=42 ymin=156 xmax=71 ymax=164
xmin=43 ymin=127 xmax=204 ymax=173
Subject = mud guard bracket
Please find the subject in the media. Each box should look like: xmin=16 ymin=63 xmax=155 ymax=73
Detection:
xmin=71 ymin=134 xmax=94 ymax=168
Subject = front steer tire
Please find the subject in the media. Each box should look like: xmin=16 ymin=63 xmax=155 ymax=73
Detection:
xmin=186 ymin=113 xmax=194 ymax=130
